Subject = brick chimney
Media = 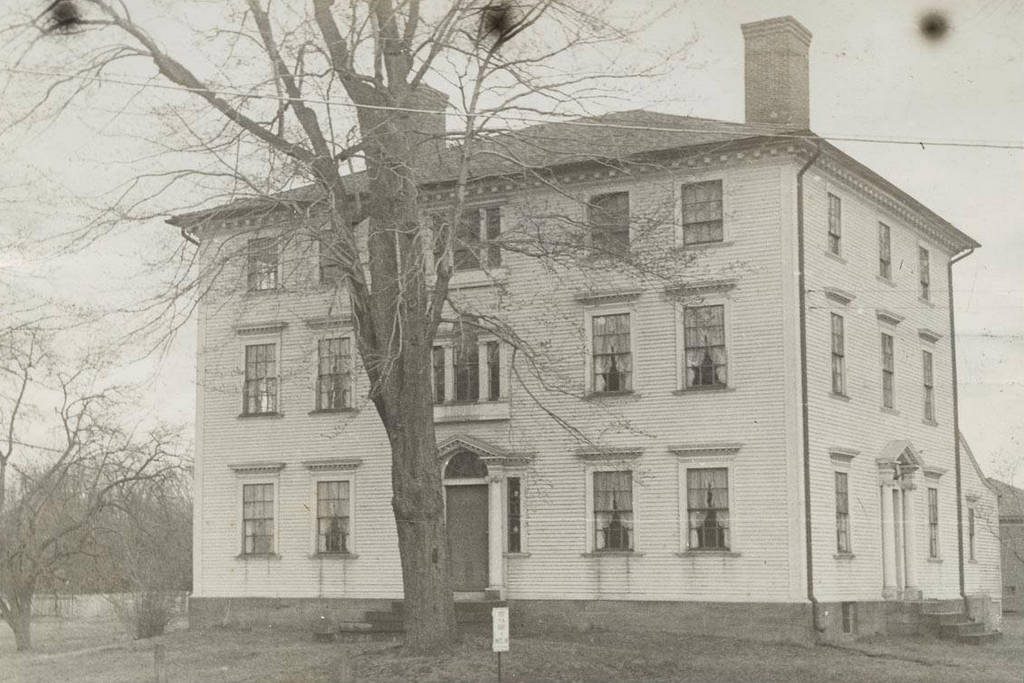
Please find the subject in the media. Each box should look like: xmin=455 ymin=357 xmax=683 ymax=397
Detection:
xmin=403 ymin=84 xmax=449 ymax=176
xmin=741 ymin=16 xmax=812 ymax=130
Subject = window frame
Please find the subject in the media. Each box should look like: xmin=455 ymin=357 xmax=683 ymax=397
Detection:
xmin=676 ymin=452 xmax=738 ymax=555
xmin=922 ymin=349 xmax=935 ymax=422
xmin=246 ymin=236 xmax=281 ymax=291
xmin=313 ymin=335 xmax=354 ymax=412
xmin=830 ymin=312 xmax=847 ymax=397
xmin=242 ymin=340 xmax=281 ymax=416
xmin=835 ymin=471 xmax=852 ymax=554
xmin=680 ymin=302 xmax=729 ymax=390
xmin=584 ymin=305 xmax=637 ymax=395
xmin=878 ymin=222 xmax=892 ymax=280
xmin=587 ymin=191 xmax=631 ymax=255
xmin=308 ymin=472 xmax=356 ymax=556
xmin=584 ymin=465 xmax=638 ymax=553
xmin=236 ymin=477 xmax=280 ymax=557
xmin=827 ymin=192 xmax=842 ymax=256
xmin=927 ymin=486 xmax=940 ymax=559
xmin=505 ymin=475 xmax=528 ymax=555
xmin=880 ymin=332 xmax=895 ymax=409
xmin=431 ymin=326 xmax=507 ymax=405
xmin=679 ymin=179 xmax=725 ymax=247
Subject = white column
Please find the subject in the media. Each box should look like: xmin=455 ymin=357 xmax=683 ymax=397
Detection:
xmin=879 ymin=475 xmax=897 ymax=599
xmin=902 ymin=477 xmax=919 ymax=597
xmin=893 ymin=486 xmax=904 ymax=591
xmin=486 ymin=475 xmax=505 ymax=598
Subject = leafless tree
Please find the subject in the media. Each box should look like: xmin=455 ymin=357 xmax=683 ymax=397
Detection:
xmin=0 ymin=0 xmax=700 ymax=649
xmin=0 ymin=327 xmax=184 ymax=651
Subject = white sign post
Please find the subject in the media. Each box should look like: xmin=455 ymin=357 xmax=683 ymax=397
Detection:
xmin=491 ymin=606 xmax=509 ymax=681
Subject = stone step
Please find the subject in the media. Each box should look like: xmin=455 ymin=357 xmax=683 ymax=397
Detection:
xmin=939 ymin=621 xmax=986 ymax=638
xmin=957 ymin=630 xmax=1002 ymax=645
xmin=335 ymin=620 xmax=401 ymax=634
xmin=926 ymin=611 xmax=969 ymax=625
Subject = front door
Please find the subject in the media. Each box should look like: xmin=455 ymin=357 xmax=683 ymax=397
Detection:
xmin=446 ymin=484 xmax=489 ymax=591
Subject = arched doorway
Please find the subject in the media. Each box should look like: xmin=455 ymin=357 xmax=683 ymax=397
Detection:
xmin=444 ymin=451 xmax=489 ymax=592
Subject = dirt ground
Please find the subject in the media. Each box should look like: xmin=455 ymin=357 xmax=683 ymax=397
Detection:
xmin=1 ymin=614 xmax=1021 ymax=682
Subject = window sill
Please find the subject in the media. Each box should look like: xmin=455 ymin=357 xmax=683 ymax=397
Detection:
xmin=876 ymin=275 xmax=896 ymax=288
xmin=238 ymin=412 xmax=284 ymax=419
xmin=928 ymin=557 xmax=943 ymax=564
xmin=829 ymin=392 xmax=851 ymax=402
xmin=676 ymin=550 xmax=740 ymax=558
xmin=310 ymin=552 xmax=359 ymax=560
xmin=584 ymin=390 xmax=638 ymax=400
xmin=235 ymin=553 xmax=281 ymax=560
xmin=308 ymin=408 xmax=358 ymax=416
xmin=824 ymin=250 xmax=847 ymax=265
xmin=834 ymin=552 xmax=856 ymax=561
xmin=922 ymin=418 xmax=939 ymax=427
xmin=581 ymin=551 xmax=642 ymax=558
xmin=673 ymin=385 xmax=733 ymax=395
xmin=881 ymin=406 xmax=900 ymax=416
xmin=504 ymin=552 xmax=531 ymax=559
xmin=677 ymin=239 xmax=734 ymax=251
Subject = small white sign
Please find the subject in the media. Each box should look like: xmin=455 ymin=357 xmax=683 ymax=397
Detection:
xmin=491 ymin=606 xmax=509 ymax=652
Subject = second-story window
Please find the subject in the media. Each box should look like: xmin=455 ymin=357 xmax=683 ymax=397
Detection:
xmin=319 ymin=229 xmax=343 ymax=286
xmin=243 ymin=343 xmax=277 ymax=414
xmin=247 ymin=237 xmax=279 ymax=291
xmin=881 ymin=333 xmax=895 ymax=409
xmin=681 ymin=180 xmax=723 ymax=245
xmin=588 ymin=192 xmax=630 ymax=255
xmin=592 ymin=312 xmax=632 ymax=392
xmin=432 ymin=346 xmax=446 ymax=404
xmin=684 ymin=305 xmax=727 ymax=388
xmin=455 ymin=207 xmax=501 ymax=271
xmin=453 ymin=321 xmax=480 ymax=402
xmin=878 ymin=222 xmax=892 ymax=279
xmin=486 ymin=341 xmax=501 ymax=401
xmin=922 ymin=349 xmax=935 ymax=422
xmin=827 ymin=193 xmax=842 ymax=255
xmin=830 ymin=313 xmax=846 ymax=396
xmin=919 ymin=246 xmax=931 ymax=300
xmin=316 ymin=337 xmax=352 ymax=411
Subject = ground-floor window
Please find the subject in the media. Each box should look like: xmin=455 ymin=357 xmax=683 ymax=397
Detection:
xmin=835 ymin=472 xmax=851 ymax=554
xmin=507 ymin=476 xmax=522 ymax=553
xmin=316 ymin=480 xmax=351 ymax=554
xmin=686 ymin=467 xmax=730 ymax=550
xmin=242 ymin=483 xmax=275 ymax=554
xmin=593 ymin=470 xmax=633 ymax=551
xmin=927 ymin=487 xmax=940 ymax=558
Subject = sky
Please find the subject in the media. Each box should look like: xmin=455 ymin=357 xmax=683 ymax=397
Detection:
xmin=0 ymin=0 xmax=1021 ymax=480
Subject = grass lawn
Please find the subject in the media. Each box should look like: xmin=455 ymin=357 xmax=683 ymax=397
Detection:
xmin=2 ymin=615 xmax=1022 ymax=682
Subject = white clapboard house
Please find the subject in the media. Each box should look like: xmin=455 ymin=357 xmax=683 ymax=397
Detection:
xmin=172 ymin=16 xmax=1002 ymax=641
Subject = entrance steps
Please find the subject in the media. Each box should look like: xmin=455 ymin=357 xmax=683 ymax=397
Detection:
xmin=919 ymin=601 xmax=1001 ymax=645
xmin=335 ymin=598 xmax=507 ymax=634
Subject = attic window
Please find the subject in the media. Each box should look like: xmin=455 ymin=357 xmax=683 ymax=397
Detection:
xmin=247 ymin=237 xmax=279 ymax=291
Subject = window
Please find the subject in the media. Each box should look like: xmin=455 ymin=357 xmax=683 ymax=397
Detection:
xmin=878 ymin=222 xmax=892 ymax=279
xmin=319 ymin=230 xmax=343 ymax=286
xmin=841 ymin=602 xmax=857 ymax=634
xmin=243 ymin=343 xmax=278 ymax=414
xmin=316 ymin=337 xmax=352 ymax=411
xmin=593 ymin=471 xmax=633 ymax=551
xmin=686 ymin=468 xmax=730 ymax=550
xmin=968 ymin=507 xmax=976 ymax=561
xmin=588 ymin=192 xmax=630 ymax=254
xmin=455 ymin=207 xmax=501 ymax=271
xmin=827 ymin=193 xmax=842 ymax=255
xmin=507 ymin=477 xmax=522 ymax=553
xmin=247 ymin=237 xmax=279 ymax=291
xmin=316 ymin=480 xmax=351 ymax=554
xmin=486 ymin=341 xmax=501 ymax=402
xmin=684 ymin=305 xmax=727 ymax=388
xmin=918 ymin=246 xmax=931 ymax=300
xmin=922 ymin=350 xmax=935 ymax=421
xmin=835 ymin=472 xmax=851 ymax=553
xmin=681 ymin=180 xmax=723 ymax=245
xmin=592 ymin=312 xmax=632 ymax=392
xmin=242 ymin=483 xmax=274 ymax=554
xmin=928 ymin=487 xmax=939 ymax=558
xmin=830 ymin=313 xmax=846 ymax=396
xmin=432 ymin=346 xmax=446 ymax=404
xmin=881 ymin=333 xmax=895 ymax=409
xmin=453 ymin=320 xmax=480 ymax=402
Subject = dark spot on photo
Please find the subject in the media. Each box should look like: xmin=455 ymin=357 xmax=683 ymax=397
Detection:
xmin=919 ymin=10 xmax=950 ymax=42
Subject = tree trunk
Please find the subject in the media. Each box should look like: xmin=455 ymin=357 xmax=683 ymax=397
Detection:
xmin=9 ymin=599 xmax=33 ymax=652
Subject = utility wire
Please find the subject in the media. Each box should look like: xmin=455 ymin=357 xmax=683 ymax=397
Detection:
xmin=2 ymin=66 xmax=1023 ymax=151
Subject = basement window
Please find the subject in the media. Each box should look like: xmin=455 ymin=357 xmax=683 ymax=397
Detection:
xmin=841 ymin=602 xmax=857 ymax=634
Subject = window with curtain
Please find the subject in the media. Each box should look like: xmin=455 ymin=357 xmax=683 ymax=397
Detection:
xmin=684 ymin=305 xmax=727 ymax=387
xmin=243 ymin=343 xmax=277 ymax=414
xmin=242 ymin=483 xmax=274 ymax=554
xmin=687 ymin=468 xmax=730 ymax=550
xmin=593 ymin=471 xmax=633 ymax=551
xmin=835 ymin=472 xmax=851 ymax=553
xmin=316 ymin=337 xmax=352 ymax=411
xmin=592 ymin=313 xmax=632 ymax=392
xmin=247 ymin=237 xmax=279 ymax=290
xmin=316 ymin=480 xmax=350 ymax=554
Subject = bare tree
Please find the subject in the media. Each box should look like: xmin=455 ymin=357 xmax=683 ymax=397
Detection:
xmin=0 ymin=327 xmax=183 ymax=651
xmin=0 ymin=0 xmax=688 ymax=649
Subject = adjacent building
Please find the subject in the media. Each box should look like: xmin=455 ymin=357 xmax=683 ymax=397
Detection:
xmin=988 ymin=478 xmax=1024 ymax=613
xmin=173 ymin=16 xmax=1002 ymax=641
